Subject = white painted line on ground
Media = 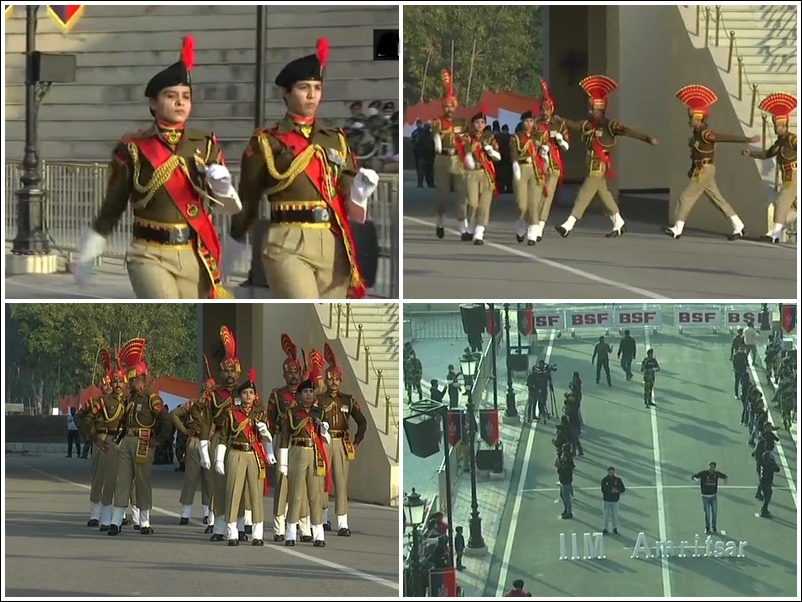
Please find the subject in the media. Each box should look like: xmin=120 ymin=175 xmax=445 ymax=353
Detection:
xmin=5 ymin=280 xmax=121 ymax=298
xmin=404 ymin=216 xmax=664 ymax=299
xmin=747 ymin=360 xmax=798 ymax=511
xmin=20 ymin=464 xmax=399 ymax=591
xmin=495 ymin=330 xmax=555 ymax=598
xmin=645 ymin=328 xmax=671 ymax=598
xmin=521 ymin=485 xmax=794 ymax=493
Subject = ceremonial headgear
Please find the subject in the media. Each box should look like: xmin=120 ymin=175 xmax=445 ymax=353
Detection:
xmin=580 ymin=75 xmax=617 ymax=111
xmin=759 ymin=92 xmax=797 ymax=125
xmin=219 ymin=326 xmax=241 ymax=373
xmin=238 ymin=368 xmax=257 ymax=396
xmin=676 ymin=85 xmax=718 ymax=119
xmin=145 ymin=35 xmax=194 ymax=99
xmin=281 ymin=334 xmax=303 ymax=372
xmin=120 ymin=338 xmax=148 ymax=380
xmin=521 ymin=100 xmax=541 ymax=122
xmin=540 ymin=78 xmax=555 ymax=113
xmin=471 ymin=103 xmax=488 ymax=123
xmin=98 ymin=348 xmax=113 ymax=386
xmin=275 ymin=38 xmax=329 ymax=89
xmin=324 ymin=343 xmax=343 ymax=380
xmin=299 ymin=348 xmax=324 ymax=392
xmin=110 ymin=347 xmax=127 ymax=382
xmin=441 ymin=70 xmax=458 ymax=108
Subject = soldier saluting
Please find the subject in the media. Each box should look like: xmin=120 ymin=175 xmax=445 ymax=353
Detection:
xmin=76 ymin=36 xmax=240 ymax=299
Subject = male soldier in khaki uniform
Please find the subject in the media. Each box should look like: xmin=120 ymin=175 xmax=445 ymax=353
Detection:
xmin=641 ymin=349 xmax=661 ymax=408
xmin=230 ymin=38 xmax=379 ymax=299
xmin=432 ymin=70 xmax=470 ymax=240
xmin=511 ymin=104 xmax=548 ymax=246
xmin=171 ymin=356 xmax=215 ymax=526
xmin=553 ymin=75 xmax=658 ymax=238
xmin=459 ymin=105 xmax=502 ymax=245
xmin=743 ymin=92 xmax=797 ymax=243
xmin=75 ymin=36 xmax=240 ymax=299
xmin=278 ymin=365 xmax=328 ymax=547
xmin=107 ymin=338 xmax=172 ymax=535
xmin=534 ymin=79 xmax=570 ymax=242
xmin=319 ymin=344 xmax=367 ymax=536
xmin=664 ymin=85 xmax=758 ymax=240
xmin=215 ymin=369 xmax=276 ymax=547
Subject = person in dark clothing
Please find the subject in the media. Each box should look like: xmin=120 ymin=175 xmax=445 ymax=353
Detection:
xmin=691 ymin=461 xmax=728 ymax=533
xmin=505 ymin=579 xmax=532 ymax=597
xmin=617 ymin=330 xmax=637 ymax=381
xmin=446 ymin=364 xmax=461 ymax=408
xmin=563 ymin=398 xmax=584 ymax=456
xmin=552 ymin=422 xmax=570 ymax=457
xmin=732 ymin=345 xmax=750 ymax=401
xmin=430 ymin=379 xmax=445 ymax=402
xmin=556 ymin=450 xmax=575 ymax=518
xmin=411 ymin=119 xmax=425 ymax=187
xmin=526 ymin=361 xmax=553 ymax=422
xmin=495 ymin=124 xmax=513 ymax=193
xmin=569 ymin=372 xmax=583 ymax=404
xmin=454 ymin=525 xmax=466 ymax=570
xmin=757 ymin=452 xmax=780 ymax=517
xmin=592 ymin=336 xmax=613 ymax=386
xmin=730 ymin=328 xmax=745 ymax=360
xmin=601 ymin=467 xmax=625 ymax=534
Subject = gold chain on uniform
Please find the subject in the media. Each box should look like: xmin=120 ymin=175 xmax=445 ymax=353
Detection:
xmin=126 ymin=142 xmax=210 ymax=210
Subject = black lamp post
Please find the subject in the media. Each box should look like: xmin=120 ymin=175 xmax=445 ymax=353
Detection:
xmin=460 ymin=350 xmax=486 ymax=553
xmin=489 ymin=303 xmax=499 ymax=411
xmin=503 ymin=304 xmax=518 ymax=418
xmin=404 ymin=488 xmax=427 ymax=597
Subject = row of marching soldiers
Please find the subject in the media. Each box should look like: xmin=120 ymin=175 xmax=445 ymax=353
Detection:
xmin=76 ymin=327 xmax=367 ymax=547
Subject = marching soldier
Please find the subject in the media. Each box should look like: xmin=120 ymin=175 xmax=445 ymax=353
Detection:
xmin=535 ymin=79 xmax=570 ymax=241
xmin=278 ymin=361 xmax=329 ymax=547
xmin=215 ymin=369 xmax=275 ymax=546
xmin=743 ymin=92 xmax=797 ymax=243
xmin=431 ymin=70 xmax=470 ymax=240
xmin=553 ymin=75 xmax=658 ymax=238
xmin=170 ymin=356 xmax=215 ymax=526
xmin=459 ymin=105 xmax=501 ymax=245
xmin=641 ymin=348 xmax=661 ymax=408
xmin=664 ymin=85 xmax=758 ymax=240
xmin=75 ymin=35 xmax=240 ymax=299
xmin=511 ymin=104 xmax=547 ymax=245
xmin=319 ymin=344 xmax=368 ymax=536
xmin=230 ymin=38 xmax=379 ymax=299
xmin=107 ymin=338 xmax=172 ymax=535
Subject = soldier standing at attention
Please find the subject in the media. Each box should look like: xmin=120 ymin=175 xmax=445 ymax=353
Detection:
xmin=641 ymin=349 xmax=661 ymax=408
xmin=553 ymin=75 xmax=658 ymax=238
xmin=75 ymin=36 xmax=240 ymax=299
xmin=319 ymin=344 xmax=368 ymax=536
xmin=510 ymin=104 xmax=546 ymax=246
xmin=215 ymin=369 xmax=275 ymax=547
xmin=230 ymin=38 xmax=379 ymax=299
xmin=663 ymin=85 xmax=758 ymax=240
xmin=107 ymin=339 xmax=172 ymax=535
xmin=459 ymin=104 xmax=502 ymax=246
xmin=170 ymin=356 xmax=215 ymax=526
xmin=432 ymin=70 xmax=470 ymax=240
xmin=534 ymin=79 xmax=570 ymax=242
xmin=743 ymin=92 xmax=797 ymax=243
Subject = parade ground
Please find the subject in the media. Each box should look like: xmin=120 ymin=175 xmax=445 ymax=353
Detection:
xmin=402 ymin=176 xmax=797 ymax=300
xmin=404 ymin=308 xmax=797 ymax=597
xmin=4 ymin=454 xmax=399 ymax=597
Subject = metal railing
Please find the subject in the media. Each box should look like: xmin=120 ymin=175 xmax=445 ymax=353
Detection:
xmin=326 ymin=303 xmax=400 ymax=463
xmin=4 ymin=161 xmax=399 ymax=297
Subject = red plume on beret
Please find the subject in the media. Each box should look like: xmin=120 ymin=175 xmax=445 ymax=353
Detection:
xmin=181 ymin=35 xmax=195 ymax=71
xmin=316 ymin=38 xmax=329 ymax=70
xmin=248 ymin=368 xmax=256 ymax=384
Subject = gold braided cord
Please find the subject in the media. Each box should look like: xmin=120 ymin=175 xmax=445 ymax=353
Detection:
xmin=126 ymin=142 xmax=209 ymax=210
xmin=100 ymin=398 xmax=125 ymax=423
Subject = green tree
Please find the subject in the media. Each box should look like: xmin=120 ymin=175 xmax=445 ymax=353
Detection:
xmin=7 ymin=304 xmax=199 ymax=411
xmin=403 ymin=6 xmax=543 ymax=108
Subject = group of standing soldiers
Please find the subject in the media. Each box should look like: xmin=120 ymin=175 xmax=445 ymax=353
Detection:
xmin=75 ymin=327 xmax=367 ymax=548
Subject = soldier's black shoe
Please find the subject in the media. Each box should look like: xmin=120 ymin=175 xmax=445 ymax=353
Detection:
xmin=662 ymin=226 xmax=681 ymax=239
xmin=314 ymin=540 xmax=326 ymax=547
xmin=179 ymin=518 xmax=189 ymax=525
xmin=228 ymin=539 xmax=239 ymax=546
xmin=122 ymin=518 xmax=131 ymax=526
xmin=203 ymin=516 xmax=209 ymax=525
xmin=210 ymin=534 xmax=224 ymax=542
xmin=338 ymin=528 xmax=352 ymax=537
xmin=285 ymin=539 xmax=296 ymax=546
xmin=436 ymin=227 xmax=445 ymax=239
xmin=252 ymin=539 xmax=264 ymax=546
xmin=238 ymin=531 xmax=249 ymax=542
xmin=140 ymin=527 xmax=154 ymax=535
xmin=727 ymin=230 xmax=745 ymax=241
xmin=133 ymin=524 xmax=140 ymax=530
xmin=473 ymin=239 xmax=484 ymax=246
xmin=527 ymin=239 xmax=536 ymax=246
xmin=323 ymin=522 xmax=332 ymax=531
xmin=536 ymin=235 xmax=543 ymax=242
xmin=762 ymin=235 xmax=779 ymax=244
xmin=516 ymin=235 xmax=524 ymax=243
xmin=273 ymin=534 xmax=285 ymax=542
xmin=204 ymin=525 xmax=214 ymax=534
xmin=108 ymin=525 xmax=120 ymax=536
xmin=244 ymin=525 xmax=253 ymax=535
xmin=605 ymin=224 xmax=627 ymax=238
xmin=87 ymin=519 xmax=99 ymax=527
xmin=301 ymin=535 xmax=313 ymax=543
xmin=99 ymin=525 xmax=110 ymax=532
xmin=460 ymin=232 xmax=472 ymax=242
xmin=555 ymin=225 xmax=570 ymax=238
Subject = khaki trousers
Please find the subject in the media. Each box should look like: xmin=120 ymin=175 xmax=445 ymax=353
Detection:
xmin=210 ymin=432 xmax=228 ymax=517
xmin=179 ymin=437 xmax=213 ymax=506
xmin=774 ymin=172 xmax=797 ymax=224
xmin=465 ymin=170 xmax=494 ymax=227
xmin=224 ymin=449 xmax=265 ymax=523
xmin=126 ymin=240 xmax=210 ymax=299
xmin=287 ymin=446 xmax=323 ymax=525
xmin=675 ymin=164 xmax=737 ymax=221
xmin=512 ymin=164 xmax=542 ymax=225
xmin=572 ymin=174 xmax=620 ymax=219
xmin=273 ymin=471 xmax=309 ymax=518
xmin=434 ymin=154 xmax=467 ymax=218
xmin=113 ymin=434 xmax=154 ymax=510
xmin=323 ymin=439 xmax=350 ymax=516
xmin=89 ymin=440 xmax=104 ymax=503
xmin=96 ymin=434 xmax=120 ymax=507
xmin=262 ymin=226 xmax=351 ymax=299
xmin=539 ymin=173 xmax=561 ymax=221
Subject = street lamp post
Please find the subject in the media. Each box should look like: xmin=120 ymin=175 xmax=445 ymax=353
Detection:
xmin=503 ymin=304 xmax=518 ymax=419
xmin=489 ymin=303 xmax=499 ymax=411
xmin=460 ymin=351 xmax=486 ymax=554
xmin=404 ymin=488 xmax=427 ymax=597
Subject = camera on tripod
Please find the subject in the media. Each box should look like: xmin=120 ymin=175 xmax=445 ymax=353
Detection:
xmin=543 ymin=363 xmax=558 ymax=373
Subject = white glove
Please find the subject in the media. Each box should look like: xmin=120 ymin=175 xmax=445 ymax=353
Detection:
xmin=351 ymin=121 xmax=364 ymax=130
xmin=204 ymin=164 xmax=242 ymax=215
xmin=484 ymin=146 xmax=501 ymax=161
xmin=199 ymin=440 xmax=211 ymax=470
xmin=540 ymin=145 xmax=550 ymax=158
xmin=512 ymin=161 xmax=521 ymax=181
xmin=464 ymin=153 xmax=476 ymax=171
xmin=551 ymin=131 xmax=569 ymax=151
xmin=350 ymin=167 xmax=380 ymax=209
xmin=215 ymin=443 xmax=226 ymax=475
xmin=256 ymin=421 xmax=270 ymax=438
xmin=263 ymin=440 xmax=277 ymax=465
xmin=74 ymin=228 xmax=106 ymax=287
xmin=278 ymin=447 xmax=288 ymax=476
xmin=433 ymin=132 xmax=443 ymax=154
xmin=221 ymin=235 xmax=250 ymax=280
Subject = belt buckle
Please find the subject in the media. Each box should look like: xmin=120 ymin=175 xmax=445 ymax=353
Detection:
xmin=169 ymin=228 xmax=190 ymax=244
xmin=313 ymin=207 xmax=330 ymax=223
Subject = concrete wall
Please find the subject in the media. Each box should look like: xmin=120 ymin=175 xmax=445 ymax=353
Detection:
xmin=4 ymin=5 xmax=399 ymax=162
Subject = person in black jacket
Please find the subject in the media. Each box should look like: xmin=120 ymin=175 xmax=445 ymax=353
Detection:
xmin=617 ymin=330 xmax=637 ymax=381
xmin=757 ymin=452 xmax=780 ymax=517
xmin=732 ymin=345 xmax=750 ymax=400
xmin=556 ymin=451 xmax=575 ymax=519
xmin=600 ymin=467 xmax=625 ymax=534
xmin=592 ymin=336 xmax=613 ymax=386
xmin=691 ymin=462 xmax=728 ymax=533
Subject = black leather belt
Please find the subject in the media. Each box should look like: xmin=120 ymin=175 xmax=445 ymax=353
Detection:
xmin=329 ymin=430 xmax=345 ymax=439
xmin=439 ymin=149 xmax=457 ymax=156
xmin=271 ymin=207 xmax=331 ymax=225
xmin=232 ymin=442 xmax=252 ymax=452
xmin=517 ymin=158 xmax=533 ymax=164
xmin=133 ymin=222 xmax=196 ymax=245
xmin=126 ymin=428 xmax=148 ymax=437
xmin=291 ymin=439 xmax=315 ymax=448
xmin=693 ymin=159 xmax=713 ymax=167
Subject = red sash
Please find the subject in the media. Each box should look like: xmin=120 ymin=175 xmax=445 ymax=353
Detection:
xmin=589 ymin=125 xmax=615 ymax=179
xmin=129 ymin=136 xmax=227 ymax=298
xmin=521 ymin=133 xmax=549 ymax=198
xmin=233 ymin=408 xmax=270 ymax=496
xmin=298 ymin=408 xmax=332 ymax=493
xmin=273 ymin=129 xmax=366 ymax=299
xmin=467 ymin=135 xmax=499 ymax=198
xmin=540 ymin=122 xmax=566 ymax=184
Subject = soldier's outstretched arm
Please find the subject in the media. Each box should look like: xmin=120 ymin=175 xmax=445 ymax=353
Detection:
xmin=610 ymin=121 xmax=656 ymax=145
xmin=744 ymin=139 xmax=780 ymax=160
xmin=230 ymin=132 xmax=268 ymax=243
xmin=552 ymin=115 xmax=587 ymax=133
xmin=702 ymin=129 xmax=757 ymax=144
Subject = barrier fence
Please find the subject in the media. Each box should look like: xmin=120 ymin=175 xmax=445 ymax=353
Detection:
xmin=4 ymin=161 xmax=399 ymax=298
